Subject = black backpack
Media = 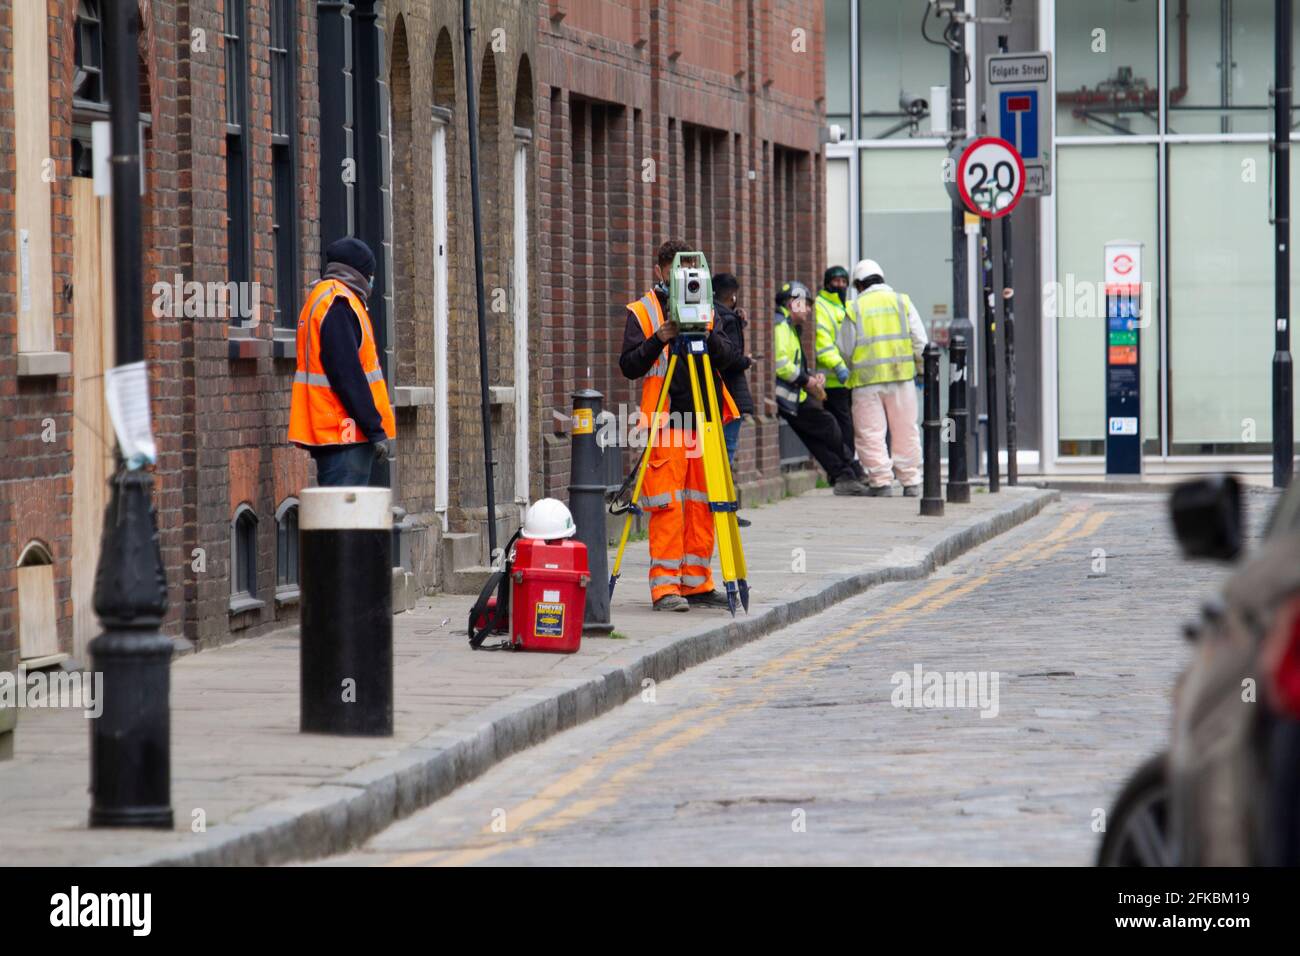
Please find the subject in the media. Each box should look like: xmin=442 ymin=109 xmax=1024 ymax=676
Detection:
xmin=467 ymin=529 xmax=522 ymax=650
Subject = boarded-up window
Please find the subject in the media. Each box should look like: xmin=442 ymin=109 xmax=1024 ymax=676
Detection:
xmin=17 ymin=543 xmax=60 ymax=662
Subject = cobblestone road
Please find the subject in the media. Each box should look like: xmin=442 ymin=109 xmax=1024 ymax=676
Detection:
xmin=318 ymin=492 xmax=1270 ymax=866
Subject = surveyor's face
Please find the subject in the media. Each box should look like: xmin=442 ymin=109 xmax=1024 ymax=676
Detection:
xmin=829 ymin=277 xmax=848 ymax=295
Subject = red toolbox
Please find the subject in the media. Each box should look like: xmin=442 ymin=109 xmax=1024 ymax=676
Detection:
xmin=510 ymin=537 xmax=589 ymax=653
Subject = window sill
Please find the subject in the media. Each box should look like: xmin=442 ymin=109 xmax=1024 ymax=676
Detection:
xmin=274 ymin=585 xmax=300 ymax=608
xmin=488 ymin=386 xmax=515 ymax=406
xmin=228 ymin=334 xmax=271 ymax=361
xmin=394 ymin=385 xmax=436 ymax=407
xmin=272 ymin=327 xmax=297 ymax=361
xmin=228 ymin=594 xmax=266 ymax=618
xmin=17 ymin=351 xmax=72 ymax=378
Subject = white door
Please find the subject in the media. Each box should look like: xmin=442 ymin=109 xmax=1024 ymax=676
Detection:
xmin=512 ymin=142 xmax=529 ymax=507
xmin=432 ymin=120 xmax=450 ymax=531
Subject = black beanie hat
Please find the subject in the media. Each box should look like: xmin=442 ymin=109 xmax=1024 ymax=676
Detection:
xmin=325 ymin=237 xmax=377 ymax=277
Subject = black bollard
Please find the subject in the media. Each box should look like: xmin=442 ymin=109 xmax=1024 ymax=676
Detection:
xmin=299 ymin=487 xmax=393 ymax=736
xmin=947 ymin=333 xmax=971 ymax=503
xmin=89 ymin=471 xmax=174 ymax=828
xmin=568 ymin=389 xmax=613 ymax=634
xmin=920 ymin=343 xmax=945 ymax=517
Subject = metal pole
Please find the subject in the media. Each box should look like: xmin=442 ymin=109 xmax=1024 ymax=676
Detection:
xmin=920 ymin=343 xmax=945 ymax=516
xmin=1274 ymin=0 xmax=1294 ymax=488
xmin=462 ymin=0 xmax=499 ymax=553
xmin=569 ymin=390 xmax=613 ymax=634
xmin=947 ymin=334 xmax=971 ymax=503
xmin=89 ymin=0 xmax=173 ymax=829
xmin=981 ymin=217 xmax=1000 ymax=492
xmin=998 ymin=35 xmax=1018 ymax=486
xmin=948 ymin=10 xmax=976 ymax=473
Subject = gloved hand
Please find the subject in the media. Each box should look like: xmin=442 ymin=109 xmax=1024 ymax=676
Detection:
xmin=372 ymin=437 xmax=395 ymax=462
xmin=835 ymin=365 xmax=850 ymax=385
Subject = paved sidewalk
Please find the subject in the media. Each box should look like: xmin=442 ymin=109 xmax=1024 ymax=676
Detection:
xmin=0 ymin=485 xmax=1054 ymax=866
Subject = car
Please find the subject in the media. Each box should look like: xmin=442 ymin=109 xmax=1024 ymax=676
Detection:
xmin=1098 ymin=475 xmax=1300 ymax=866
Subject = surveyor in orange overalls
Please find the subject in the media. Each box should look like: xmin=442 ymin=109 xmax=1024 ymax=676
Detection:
xmin=618 ymin=239 xmax=740 ymax=612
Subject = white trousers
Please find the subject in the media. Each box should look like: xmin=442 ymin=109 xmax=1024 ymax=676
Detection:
xmin=851 ymin=380 xmax=922 ymax=488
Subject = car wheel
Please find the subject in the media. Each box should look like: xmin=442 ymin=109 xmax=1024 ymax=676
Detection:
xmin=1097 ymin=752 xmax=1174 ymax=867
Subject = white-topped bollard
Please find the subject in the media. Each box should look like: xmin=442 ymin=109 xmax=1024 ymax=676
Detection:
xmin=299 ymin=486 xmax=393 ymax=736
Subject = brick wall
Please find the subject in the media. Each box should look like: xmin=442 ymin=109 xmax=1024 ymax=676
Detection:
xmin=538 ymin=0 xmax=826 ymax=497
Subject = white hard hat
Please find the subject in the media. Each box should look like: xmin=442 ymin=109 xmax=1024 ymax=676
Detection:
xmin=521 ymin=498 xmax=577 ymax=539
xmin=853 ymin=258 xmax=884 ymax=283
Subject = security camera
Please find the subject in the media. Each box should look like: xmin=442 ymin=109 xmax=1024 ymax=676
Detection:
xmin=900 ymin=91 xmax=929 ymax=116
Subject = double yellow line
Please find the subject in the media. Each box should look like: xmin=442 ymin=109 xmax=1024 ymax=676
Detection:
xmin=384 ymin=503 xmax=1112 ymax=867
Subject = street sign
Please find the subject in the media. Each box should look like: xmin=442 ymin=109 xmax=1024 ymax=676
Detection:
xmin=1104 ymin=241 xmax=1143 ymax=475
xmin=946 ymin=137 xmax=1025 ymax=219
xmin=986 ymin=51 xmax=1052 ymax=197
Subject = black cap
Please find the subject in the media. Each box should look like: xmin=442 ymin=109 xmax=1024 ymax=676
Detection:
xmin=325 ymin=237 xmax=377 ymax=277
xmin=775 ymin=280 xmax=811 ymax=308
xmin=712 ymin=272 xmax=739 ymax=296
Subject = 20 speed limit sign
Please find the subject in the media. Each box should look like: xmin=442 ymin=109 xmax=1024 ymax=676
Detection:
xmin=947 ymin=136 xmax=1025 ymax=219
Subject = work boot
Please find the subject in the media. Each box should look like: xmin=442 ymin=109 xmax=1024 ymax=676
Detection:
xmin=867 ymin=483 xmax=893 ymax=497
xmin=653 ymin=593 xmax=690 ymax=612
xmin=685 ymin=589 xmax=733 ymax=610
xmin=737 ymin=516 xmax=752 ymax=528
xmin=833 ymin=478 xmax=871 ymax=496
xmin=902 ymin=484 xmax=922 ymax=498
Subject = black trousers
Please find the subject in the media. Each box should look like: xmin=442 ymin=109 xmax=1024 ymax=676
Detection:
xmin=823 ymin=386 xmax=865 ymax=478
xmin=782 ymin=403 xmax=857 ymax=485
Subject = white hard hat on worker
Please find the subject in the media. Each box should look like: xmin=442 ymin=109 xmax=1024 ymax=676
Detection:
xmin=852 ymin=259 xmax=884 ymax=285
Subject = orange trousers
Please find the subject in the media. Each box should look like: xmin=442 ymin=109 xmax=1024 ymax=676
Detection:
xmin=641 ymin=429 xmax=715 ymax=601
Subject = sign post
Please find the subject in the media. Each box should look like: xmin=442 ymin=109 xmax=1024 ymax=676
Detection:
xmin=986 ymin=51 xmax=1052 ymax=197
xmin=947 ymin=136 xmax=1025 ymax=491
xmin=1105 ymin=241 xmax=1143 ymax=475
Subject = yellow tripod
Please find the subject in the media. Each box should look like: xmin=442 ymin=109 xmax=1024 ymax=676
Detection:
xmin=609 ymin=333 xmax=750 ymax=616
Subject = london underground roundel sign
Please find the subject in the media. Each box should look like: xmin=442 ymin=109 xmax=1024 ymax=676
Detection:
xmin=951 ymin=136 xmax=1025 ymax=219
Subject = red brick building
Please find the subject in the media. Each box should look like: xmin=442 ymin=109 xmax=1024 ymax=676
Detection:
xmin=0 ymin=0 xmax=826 ymax=719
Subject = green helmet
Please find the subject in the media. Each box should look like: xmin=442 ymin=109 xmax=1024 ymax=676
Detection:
xmin=823 ymin=265 xmax=850 ymax=290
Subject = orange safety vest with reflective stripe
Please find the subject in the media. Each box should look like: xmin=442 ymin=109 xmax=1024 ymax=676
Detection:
xmin=627 ymin=291 xmax=739 ymax=428
xmin=287 ymin=278 xmax=396 ymax=447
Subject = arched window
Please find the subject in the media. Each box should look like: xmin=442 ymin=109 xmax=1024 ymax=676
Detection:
xmin=276 ymin=498 xmax=300 ymax=603
xmin=230 ymin=504 xmax=260 ymax=613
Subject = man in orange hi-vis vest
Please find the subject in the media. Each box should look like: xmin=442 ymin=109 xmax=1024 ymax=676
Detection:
xmin=618 ymin=239 xmax=740 ymax=612
xmin=288 ymin=237 xmax=396 ymax=487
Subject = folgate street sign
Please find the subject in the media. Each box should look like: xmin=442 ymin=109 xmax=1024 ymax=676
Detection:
xmin=986 ymin=51 xmax=1052 ymax=197
xmin=945 ymin=136 xmax=1025 ymax=219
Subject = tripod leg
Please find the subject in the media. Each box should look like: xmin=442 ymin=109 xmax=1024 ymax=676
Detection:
xmin=609 ymin=353 xmax=678 ymax=597
xmin=700 ymin=352 xmax=749 ymax=612
xmin=684 ymin=350 xmax=740 ymax=615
